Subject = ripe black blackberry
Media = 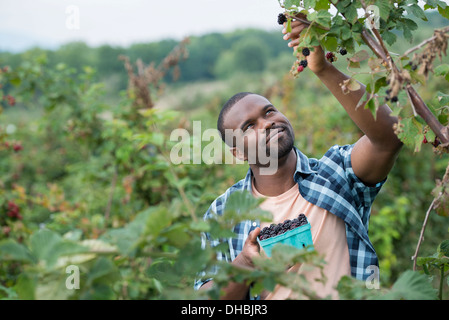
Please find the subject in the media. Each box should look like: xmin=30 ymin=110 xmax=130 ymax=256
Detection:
xmin=302 ymin=47 xmax=310 ymax=56
xmin=277 ymin=13 xmax=287 ymax=25
xmin=258 ymin=213 xmax=308 ymax=240
xmin=339 ymin=48 xmax=347 ymax=55
xmin=299 ymin=60 xmax=308 ymax=68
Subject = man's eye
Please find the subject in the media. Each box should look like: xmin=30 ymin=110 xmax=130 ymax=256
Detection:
xmin=245 ymin=124 xmax=254 ymax=131
xmin=266 ymin=109 xmax=274 ymax=115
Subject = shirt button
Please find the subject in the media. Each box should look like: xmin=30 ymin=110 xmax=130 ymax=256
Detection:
xmin=252 ymin=221 xmax=257 ymax=227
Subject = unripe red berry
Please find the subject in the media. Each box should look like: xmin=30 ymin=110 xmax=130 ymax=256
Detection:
xmin=13 ymin=143 xmax=22 ymax=152
xmin=326 ymin=52 xmax=335 ymax=63
xmin=423 ymin=136 xmax=428 ymax=144
xmin=297 ymin=65 xmax=304 ymax=72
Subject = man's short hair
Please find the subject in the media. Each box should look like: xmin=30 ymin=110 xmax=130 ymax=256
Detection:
xmin=217 ymin=92 xmax=254 ymax=144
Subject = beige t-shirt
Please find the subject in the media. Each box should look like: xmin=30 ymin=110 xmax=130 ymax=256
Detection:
xmin=252 ymin=180 xmax=351 ymax=300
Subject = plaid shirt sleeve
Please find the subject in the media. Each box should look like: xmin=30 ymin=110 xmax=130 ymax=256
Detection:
xmin=193 ymin=172 xmax=255 ymax=291
xmin=335 ymin=144 xmax=386 ymax=230
xmin=193 ymin=198 xmax=226 ymax=290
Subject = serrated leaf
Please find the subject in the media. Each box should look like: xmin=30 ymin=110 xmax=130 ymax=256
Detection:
xmin=396 ymin=117 xmax=422 ymax=151
xmin=344 ymin=4 xmax=358 ymax=24
xmin=382 ymin=30 xmax=397 ymax=46
xmin=307 ymin=10 xmax=332 ymax=28
xmin=30 ymin=229 xmax=62 ymax=262
xmin=405 ymin=3 xmax=428 ymax=21
xmin=382 ymin=270 xmax=437 ymax=300
xmin=375 ymin=0 xmax=391 ymax=21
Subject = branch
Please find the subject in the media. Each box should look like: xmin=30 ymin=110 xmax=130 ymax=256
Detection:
xmin=401 ymin=25 xmax=449 ymax=58
xmin=105 ymin=165 xmax=118 ymax=223
xmin=329 ymin=0 xmax=449 ymax=145
xmin=411 ymin=198 xmax=436 ymax=271
xmin=412 ymin=163 xmax=449 ymax=270
xmin=284 ymin=13 xmax=330 ymax=31
xmin=406 ymin=84 xmax=449 ymax=144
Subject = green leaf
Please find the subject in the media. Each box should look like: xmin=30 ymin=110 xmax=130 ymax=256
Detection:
xmin=341 ymin=25 xmax=352 ymax=41
xmin=222 ymin=190 xmax=271 ymax=223
xmin=438 ymin=92 xmax=449 ymax=106
xmin=396 ymin=117 xmax=423 ymax=151
xmin=405 ymin=4 xmax=428 ymax=21
xmin=9 ymin=76 xmax=21 ymax=87
xmin=382 ymin=270 xmax=438 ymax=300
xmin=374 ymin=77 xmax=387 ymax=94
xmin=398 ymin=18 xmax=418 ymax=42
xmin=381 ymin=30 xmax=397 ymax=46
xmin=15 ymin=274 xmax=36 ymax=300
xmin=286 ymin=18 xmax=292 ymax=33
xmin=0 ymin=240 xmax=35 ymax=263
xmin=315 ymin=0 xmax=330 ymax=10
xmin=304 ymin=0 xmax=316 ymax=9
xmin=144 ymin=207 xmax=172 ymax=237
xmin=30 ymin=229 xmax=88 ymax=268
xmin=434 ymin=64 xmax=449 ymax=77
xmin=87 ymin=257 xmax=120 ymax=285
xmin=376 ymin=0 xmax=391 ymax=21
xmin=438 ymin=4 xmax=449 ymax=19
xmin=307 ymin=10 xmax=332 ymax=28
xmin=437 ymin=240 xmax=449 ymax=257
xmin=322 ymin=35 xmax=338 ymax=52
xmin=344 ymin=4 xmax=358 ymax=24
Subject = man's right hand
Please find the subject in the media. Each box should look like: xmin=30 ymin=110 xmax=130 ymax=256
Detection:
xmin=233 ymin=227 xmax=261 ymax=268
xmin=200 ymin=227 xmax=262 ymax=300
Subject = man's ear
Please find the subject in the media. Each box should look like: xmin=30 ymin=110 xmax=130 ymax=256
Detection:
xmin=230 ymin=147 xmax=247 ymax=162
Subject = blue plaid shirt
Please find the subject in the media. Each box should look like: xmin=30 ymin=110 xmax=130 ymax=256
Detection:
xmin=194 ymin=144 xmax=384 ymax=291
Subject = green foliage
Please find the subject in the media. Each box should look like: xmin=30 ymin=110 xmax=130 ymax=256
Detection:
xmin=337 ymin=270 xmax=438 ymax=300
xmin=417 ymin=239 xmax=449 ymax=299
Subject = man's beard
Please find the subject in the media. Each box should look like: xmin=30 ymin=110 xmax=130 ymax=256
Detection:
xmin=265 ymin=127 xmax=294 ymax=160
xmin=250 ymin=126 xmax=295 ymax=168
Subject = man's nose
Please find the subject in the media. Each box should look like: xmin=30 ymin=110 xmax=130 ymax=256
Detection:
xmin=261 ymin=119 xmax=275 ymax=131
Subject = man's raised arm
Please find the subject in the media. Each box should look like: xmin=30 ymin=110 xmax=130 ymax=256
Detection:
xmin=284 ymin=17 xmax=402 ymax=186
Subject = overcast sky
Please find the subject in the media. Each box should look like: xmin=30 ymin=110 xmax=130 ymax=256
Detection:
xmin=0 ymin=0 xmax=284 ymax=52
xmin=2 ymin=0 xmax=447 ymax=53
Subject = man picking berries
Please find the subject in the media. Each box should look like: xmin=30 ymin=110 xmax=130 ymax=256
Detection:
xmin=195 ymin=14 xmax=402 ymax=299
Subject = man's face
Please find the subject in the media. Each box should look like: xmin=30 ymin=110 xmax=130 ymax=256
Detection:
xmin=223 ymin=94 xmax=295 ymax=166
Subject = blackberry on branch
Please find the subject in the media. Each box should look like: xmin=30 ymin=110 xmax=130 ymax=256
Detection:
xmin=277 ymin=13 xmax=287 ymax=25
xmin=302 ymin=47 xmax=310 ymax=57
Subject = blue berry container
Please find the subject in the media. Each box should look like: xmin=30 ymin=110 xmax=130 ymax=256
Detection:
xmin=258 ymin=222 xmax=314 ymax=257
